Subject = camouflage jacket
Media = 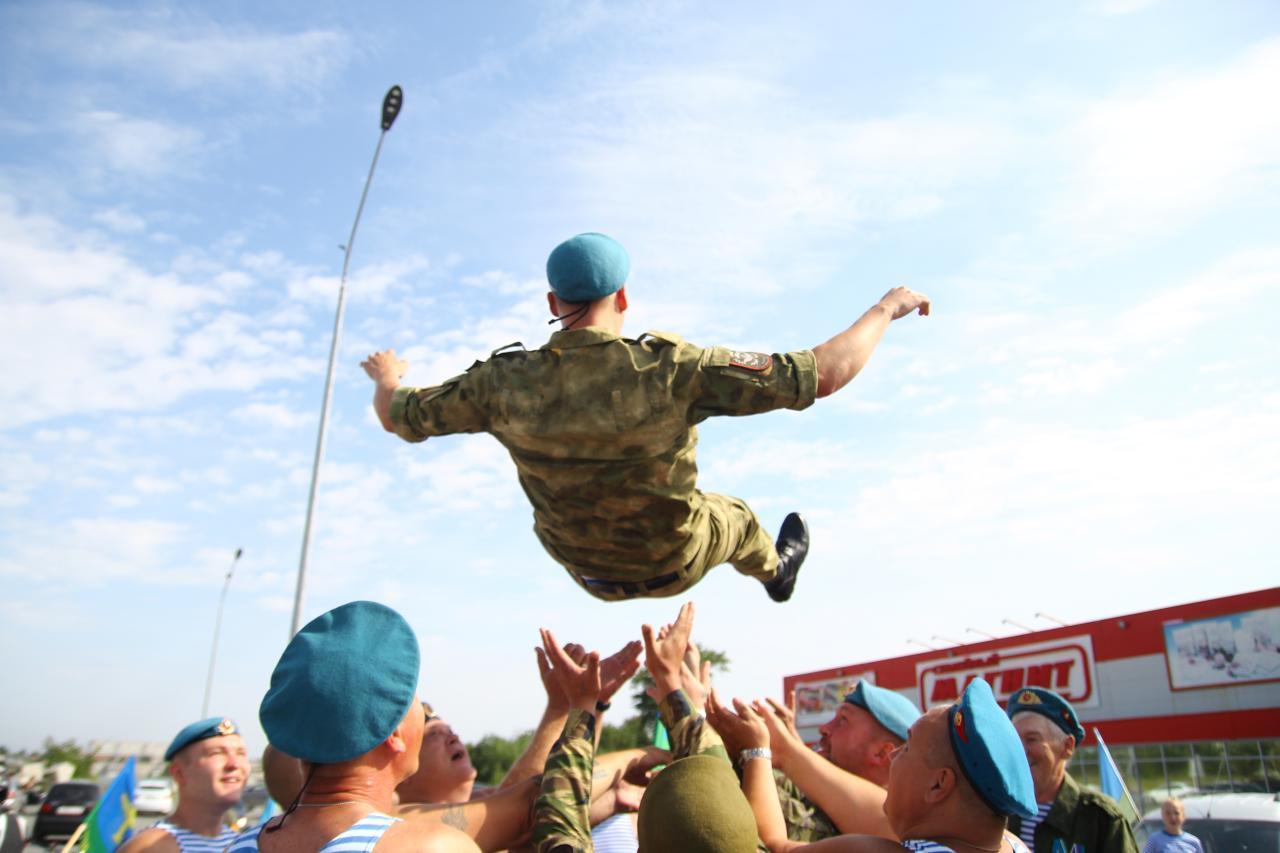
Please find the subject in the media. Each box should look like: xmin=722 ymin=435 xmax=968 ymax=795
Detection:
xmin=773 ymin=770 xmax=839 ymax=843
xmin=531 ymin=708 xmax=596 ymax=853
xmin=389 ymin=328 xmax=818 ymax=582
xmin=1008 ymin=773 xmax=1138 ymax=853
xmin=659 ymin=689 xmax=728 ymax=763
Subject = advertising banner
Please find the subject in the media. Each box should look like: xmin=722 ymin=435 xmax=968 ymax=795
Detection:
xmin=914 ymin=635 xmax=1100 ymax=709
xmin=1163 ymin=606 xmax=1280 ymax=690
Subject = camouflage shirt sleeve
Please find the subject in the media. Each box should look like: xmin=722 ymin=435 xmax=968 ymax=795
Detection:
xmin=658 ymin=689 xmax=729 ymax=763
xmin=687 ymin=346 xmax=819 ymax=424
xmin=772 ymin=770 xmax=839 ymax=842
xmin=387 ymin=368 xmax=489 ymax=443
xmin=531 ymin=708 xmax=596 ymax=853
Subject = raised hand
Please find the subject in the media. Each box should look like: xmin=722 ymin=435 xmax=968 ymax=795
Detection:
xmin=538 ymin=628 xmax=601 ymax=713
xmin=706 ymin=689 xmax=769 ymax=757
xmin=878 ymin=286 xmax=930 ymax=319
xmin=598 ymin=640 xmax=643 ymax=705
xmin=641 ymin=602 xmax=695 ymax=698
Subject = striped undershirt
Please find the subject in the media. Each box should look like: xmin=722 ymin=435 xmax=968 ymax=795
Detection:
xmin=1020 ymin=802 xmax=1054 ymax=847
xmin=226 ymin=812 xmax=400 ymax=853
xmin=150 ymin=820 xmax=238 ymax=853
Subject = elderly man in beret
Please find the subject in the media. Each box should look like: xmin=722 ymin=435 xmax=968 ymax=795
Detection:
xmin=364 ymin=232 xmax=929 ymax=604
xmin=1006 ymin=688 xmax=1137 ymax=853
xmin=712 ymin=678 xmax=1038 ymax=853
xmin=746 ymin=680 xmax=920 ymax=843
xmin=117 ymin=717 xmax=249 ymax=853
xmin=227 ymin=600 xmax=604 ymax=853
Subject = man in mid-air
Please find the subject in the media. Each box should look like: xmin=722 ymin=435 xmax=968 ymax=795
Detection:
xmin=364 ymin=233 xmax=929 ymax=602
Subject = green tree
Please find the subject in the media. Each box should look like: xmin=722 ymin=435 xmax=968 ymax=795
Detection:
xmin=40 ymin=738 xmax=94 ymax=778
xmin=629 ymin=644 xmax=730 ymax=739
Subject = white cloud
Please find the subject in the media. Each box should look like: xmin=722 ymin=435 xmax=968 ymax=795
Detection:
xmin=73 ymin=111 xmax=204 ymax=179
xmin=1050 ymin=38 xmax=1280 ymax=244
xmin=91 ymin=207 xmax=146 ymax=234
xmin=23 ymin=4 xmax=352 ymax=94
xmin=232 ymin=402 xmax=312 ymax=430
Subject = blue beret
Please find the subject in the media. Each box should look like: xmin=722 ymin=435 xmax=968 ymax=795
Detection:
xmin=164 ymin=717 xmax=240 ymax=761
xmin=260 ymin=601 xmax=420 ymax=765
xmin=1006 ymin=686 xmax=1085 ymax=744
xmin=947 ymin=679 xmax=1037 ymax=819
xmin=546 ymin=233 xmax=630 ymax=302
xmin=844 ymin=681 xmax=920 ymax=741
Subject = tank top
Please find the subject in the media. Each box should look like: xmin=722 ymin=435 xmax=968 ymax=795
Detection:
xmin=151 ymin=820 xmax=238 ymax=853
xmin=226 ymin=812 xmax=401 ymax=853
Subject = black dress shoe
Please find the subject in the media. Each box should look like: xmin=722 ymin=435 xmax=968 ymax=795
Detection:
xmin=764 ymin=512 xmax=809 ymax=602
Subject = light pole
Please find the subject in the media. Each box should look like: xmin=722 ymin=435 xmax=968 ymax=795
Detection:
xmin=202 ymin=547 xmax=243 ymax=717
xmin=291 ymin=85 xmax=404 ymax=637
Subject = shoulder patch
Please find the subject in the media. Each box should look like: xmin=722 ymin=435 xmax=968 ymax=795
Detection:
xmin=728 ymin=350 xmax=772 ymax=372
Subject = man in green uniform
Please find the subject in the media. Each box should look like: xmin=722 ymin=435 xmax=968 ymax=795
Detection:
xmin=363 ymin=232 xmax=929 ymax=602
xmin=1007 ymin=687 xmax=1138 ymax=853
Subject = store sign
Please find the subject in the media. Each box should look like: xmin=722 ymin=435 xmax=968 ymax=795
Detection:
xmin=793 ymin=671 xmax=877 ymax=727
xmin=915 ymin=636 xmax=1099 ymax=709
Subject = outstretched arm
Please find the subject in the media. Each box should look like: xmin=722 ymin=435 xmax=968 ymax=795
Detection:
xmin=811 ymin=287 xmax=929 ymax=398
xmin=361 ymin=349 xmax=408 ymax=432
xmin=754 ymin=699 xmax=893 ymax=838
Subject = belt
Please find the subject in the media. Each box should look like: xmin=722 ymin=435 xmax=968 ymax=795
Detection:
xmin=578 ymin=570 xmax=682 ymax=597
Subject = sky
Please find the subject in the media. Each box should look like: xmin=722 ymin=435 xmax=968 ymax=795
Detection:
xmin=1 ymin=0 xmax=1278 ymax=759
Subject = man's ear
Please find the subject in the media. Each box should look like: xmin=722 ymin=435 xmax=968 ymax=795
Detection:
xmin=615 ymin=287 xmax=628 ymax=313
xmin=1061 ymin=734 xmax=1076 ymax=760
xmin=924 ymin=767 xmax=956 ymax=804
xmin=168 ymin=761 xmax=184 ymax=787
xmin=869 ymin=740 xmax=898 ymax=768
xmin=547 ymin=291 xmax=560 ymax=316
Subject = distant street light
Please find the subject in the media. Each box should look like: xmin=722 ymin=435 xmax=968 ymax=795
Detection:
xmin=1002 ymin=617 xmax=1035 ymax=632
xmin=966 ymin=627 xmax=998 ymax=640
xmin=291 ymin=85 xmax=404 ymax=637
xmin=907 ymin=638 xmax=940 ymax=651
xmin=931 ymin=634 xmax=962 ymax=646
xmin=202 ymin=548 xmax=243 ymax=717
xmin=1035 ymin=611 xmax=1069 ymax=627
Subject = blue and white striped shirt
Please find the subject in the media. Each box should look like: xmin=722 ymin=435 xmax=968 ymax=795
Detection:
xmin=1020 ymin=802 xmax=1054 ymax=847
xmin=151 ymin=820 xmax=238 ymax=853
xmin=226 ymin=812 xmax=400 ymax=853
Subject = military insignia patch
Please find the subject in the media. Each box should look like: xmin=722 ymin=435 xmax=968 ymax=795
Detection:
xmin=217 ymin=718 xmax=235 ymax=735
xmin=1017 ymin=690 xmax=1042 ymax=705
xmin=728 ymin=350 xmax=772 ymax=372
xmin=953 ymin=709 xmax=968 ymax=742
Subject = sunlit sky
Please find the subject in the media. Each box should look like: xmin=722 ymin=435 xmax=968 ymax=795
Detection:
xmin=2 ymin=1 xmax=1278 ymax=758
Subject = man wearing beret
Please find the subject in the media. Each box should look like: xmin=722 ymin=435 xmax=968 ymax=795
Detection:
xmin=117 ymin=717 xmax=249 ymax=853
xmin=227 ymin=600 xmax=603 ymax=853
xmin=364 ymin=232 xmax=929 ymax=603
xmin=714 ymin=678 xmax=1038 ymax=853
xmin=750 ymin=680 xmax=920 ymax=842
xmin=1007 ymin=688 xmax=1138 ymax=853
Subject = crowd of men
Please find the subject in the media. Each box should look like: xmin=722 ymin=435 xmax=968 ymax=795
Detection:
xmin=119 ymin=599 xmax=1151 ymax=853
xmin=116 ymin=235 xmax=1153 ymax=851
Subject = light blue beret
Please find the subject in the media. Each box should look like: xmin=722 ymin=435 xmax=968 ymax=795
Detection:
xmin=947 ymin=679 xmax=1037 ymax=819
xmin=546 ymin=232 xmax=630 ymax=302
xmin=260 ymin=601 xmax=420 ymax=765
xmin=164 ymin=717 xmax=240 ymax=761
xmin=844 ymin=681 xmax=920 ymax=741
xmin=1006 ymin=686 xmax=1086 ymax=744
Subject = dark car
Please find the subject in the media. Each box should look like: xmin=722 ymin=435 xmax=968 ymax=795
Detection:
xmin=32 ymin=781 xmax=100 ymax=844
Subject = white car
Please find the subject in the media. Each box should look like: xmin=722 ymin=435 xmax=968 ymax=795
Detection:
xmin=134 ymin=779 xmax=174 ymax=815
xmin=1138 ymin=793 xmax=1280 ymax=852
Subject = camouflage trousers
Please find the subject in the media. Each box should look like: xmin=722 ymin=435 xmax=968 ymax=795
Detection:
xmin=572 ymin=493 xmax=778 ymax=602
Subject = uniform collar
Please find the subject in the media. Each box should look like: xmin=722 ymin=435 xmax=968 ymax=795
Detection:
xmin=545 ymin=326 xmax=623 ymax=349
xmin=1043 ymin=771 xmax=1080 ymax=833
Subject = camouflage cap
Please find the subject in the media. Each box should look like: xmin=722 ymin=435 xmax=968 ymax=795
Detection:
xmin=638 ymin=755 xmax=757 ymax=853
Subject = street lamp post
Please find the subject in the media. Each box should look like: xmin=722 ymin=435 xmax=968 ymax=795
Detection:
xmin=202 ymin=547 xmax=243 ymax=717
xmin=290 ymin=85 xmax=404 ymax=637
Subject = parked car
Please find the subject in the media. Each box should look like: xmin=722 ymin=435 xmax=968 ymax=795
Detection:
xmin=31 ymin=781 xmax=99 ymax=845
xmin=1137 ymin=793 xmax=1280 ymax=852
xmin=134 ymin=779 xmax=175 ymax=815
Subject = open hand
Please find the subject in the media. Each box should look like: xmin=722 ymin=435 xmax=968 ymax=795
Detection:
xmin=641 ymin=602 xmax=695 ymax=699
xmin=706 ymin=689 xmax=769 ymax=756
xmin=878 ymin=286 xmax=930 ymax=319
xmin=361 ymin=349 xmax=408 ymax=383
xmin=599 ymin=640 xmax=643 ymax=705
xmin=538 ymin=628 xmax=600 ymax=713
